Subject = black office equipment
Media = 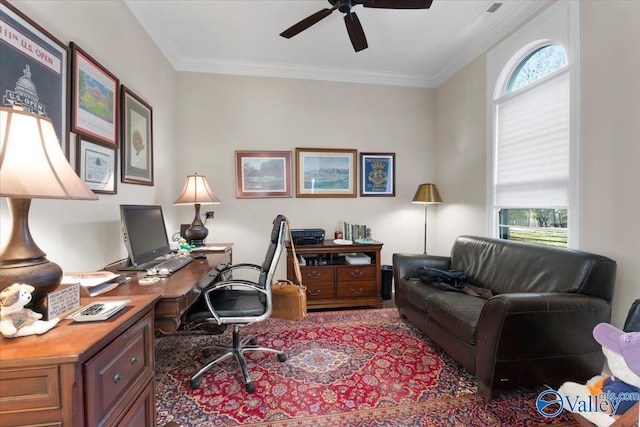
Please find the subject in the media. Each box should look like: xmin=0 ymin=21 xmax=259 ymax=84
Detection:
xmin=290 ymin=228 xmax=325 ymax=245
xmin=119 ymin=205 xmax=178 ymax=271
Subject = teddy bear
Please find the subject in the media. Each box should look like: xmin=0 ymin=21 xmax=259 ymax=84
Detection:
xmin=0 ymin=283 xmax=60 ymax=338
xmin=557 ymin=323 xmax=640 ymax=426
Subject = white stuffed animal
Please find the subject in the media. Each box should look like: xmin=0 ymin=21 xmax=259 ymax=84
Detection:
xmin=0 ymin=283 xmax=60 ymax=338
xmin=558 ymin=323 xmax=640 ymax=427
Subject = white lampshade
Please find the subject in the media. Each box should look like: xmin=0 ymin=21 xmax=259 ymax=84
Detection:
xmin=174 ymin=173 xmax=221 ymax=205
xmin=0 ymin=106 xmax=97 ymax=200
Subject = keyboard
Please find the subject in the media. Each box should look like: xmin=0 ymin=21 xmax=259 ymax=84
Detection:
xmin=155 ymin=255 xmax=193 ymax=273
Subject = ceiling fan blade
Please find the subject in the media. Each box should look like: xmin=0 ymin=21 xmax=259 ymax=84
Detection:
xmin=362 ymin=0 xmax=433 ymax=9
xmin=280 ymin=8 xmax=336 ymax=39
xmin=344 ymin=12 xmax=368 ymax=52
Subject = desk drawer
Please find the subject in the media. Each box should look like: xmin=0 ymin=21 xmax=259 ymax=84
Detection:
xmin=305 ymin=282 xmax=336 ymax=300
xmin=301 ymin=267 xmax=334 ymax=285
xmin=0 ymin=366 xmax=60 ymax=413
xmin=84 ymin=312 xmax=154 ymax=425
xmin=337 ymin=265 xmax=376 ymax=282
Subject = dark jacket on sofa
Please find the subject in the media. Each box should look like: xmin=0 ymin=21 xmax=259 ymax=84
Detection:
xmin=393 ymin=235 xmax=616 ymax=398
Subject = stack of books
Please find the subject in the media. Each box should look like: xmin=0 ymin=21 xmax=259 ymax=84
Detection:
xmin=340 ymin=221 xmax=368 ymax=242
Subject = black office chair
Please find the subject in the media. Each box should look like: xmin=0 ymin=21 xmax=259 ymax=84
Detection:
xmin=182 ymin=215 xmax=288 ymax=393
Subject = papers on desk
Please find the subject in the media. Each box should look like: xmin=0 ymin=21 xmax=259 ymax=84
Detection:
xmin=191 ymin=246 xmax=227 ymax=252
xmin=61 ymin=271 xmax=124 ymax=297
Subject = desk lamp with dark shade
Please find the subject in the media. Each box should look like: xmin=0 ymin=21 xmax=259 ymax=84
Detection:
xmin=412 ymin=183 xmax=442 ymax=254
xmin=174 ymin=173 xmax=221 ymax=247
xmin=0 ymin=105 xmax=98 ymax=314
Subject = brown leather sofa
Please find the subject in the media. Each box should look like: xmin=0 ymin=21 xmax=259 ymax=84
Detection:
xmin=393 ymin=235 xmax=616 ymax=398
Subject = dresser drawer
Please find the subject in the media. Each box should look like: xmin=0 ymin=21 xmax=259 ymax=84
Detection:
xmin=337 ymin=265 xmax=376 ymax=282
xmin=84 ymin=312 xmax=154 ymax=425
xmin=337 ymin=280 xmax=378 ymax=299
xmin=301 ymin=267 xmax=335 ymax=285
xmin=305 ymin=282 xmax=336 ymax=300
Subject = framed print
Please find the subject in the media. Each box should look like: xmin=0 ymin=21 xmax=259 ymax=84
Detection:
xmin=120 ymin=85 xmax=153 ymax=185
xmin=295 ymin=148 xmax=357 ymax=198
xmin=1 ymin=0 xmax=69 ymax=154
xmin=77 ymin=136 xmax=117 ymax=194
xmin=70 ymin=42 xmax=118 ymax=146
xmin=235 ymin=150 xmax=292 ymax=198
xmin=360 ymin=152 xmax=395 ymax=197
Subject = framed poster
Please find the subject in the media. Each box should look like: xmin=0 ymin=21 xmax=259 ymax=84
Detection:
xmin=295 ymin=148 xmax=357 ymax=198
xmin=120 ymin=85 xmax=153 ymax=186
xmin=0 ymin=0 xmax=69 ymax=154
xmin=70 ymin=42 xmax=118 ymax=146
xmin=360 ymin=152 xmax=395 ymax=197
xmin=77 ymin=136 xmax=117 ymax=194
xmin=235 ymin=150 xmax=292 ymax=198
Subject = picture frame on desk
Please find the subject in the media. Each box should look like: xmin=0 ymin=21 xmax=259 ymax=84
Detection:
xmin=295 ymin=148 xmax=357 ymax=198
xmin=70 ymin=42 xmax=119 ymax=147
xmin=77 ymin=136 xmax=117 ymax=194
xmin=360 ymin=152 xmax=395 ymax=197
xmin=0 ymin=0 xmax=70 ymax=154
xmin=120 ymin=85 xmax=154 ymax=186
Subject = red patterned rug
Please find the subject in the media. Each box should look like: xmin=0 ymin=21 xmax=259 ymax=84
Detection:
xmin=155 ymin=308 xmax=578 ymax=426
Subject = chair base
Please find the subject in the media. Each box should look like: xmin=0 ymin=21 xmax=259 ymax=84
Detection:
xmin=189 ymin=325 xmax=287 ymax=393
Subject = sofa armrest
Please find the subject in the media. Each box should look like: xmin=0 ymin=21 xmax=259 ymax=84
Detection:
xmin=392 ymin=253 xmax=451 ymax=285
xmin=476 ymin=293 xmax=611 ymax=390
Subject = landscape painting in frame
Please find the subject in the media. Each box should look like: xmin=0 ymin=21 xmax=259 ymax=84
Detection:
xmin=235 ymin=150 xmax=292 ymax=198
xmin=0 ymin=0 xmax=69 ymax=153
xmin=296 ymin=148 xmax=357 ymax=198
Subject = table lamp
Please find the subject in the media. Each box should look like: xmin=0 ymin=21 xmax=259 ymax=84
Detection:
xmin=412 ymin=183 xmax=442 ymax=254
xmin=174 ymin=173 xmax=221 ymax=247
xmin=0 ymin=105 xmax=98 ymax=314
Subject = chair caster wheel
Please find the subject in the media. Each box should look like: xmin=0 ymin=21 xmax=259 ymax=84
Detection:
xmin=190 ymin=377 xmax=202 ymax=390
xmin=249 ymin=338 xmax=258 ymax=345
xmin=277 ymin=353 xmax=287 ymax=362
xmin=245 ymin=382 xmax=256 ymax=393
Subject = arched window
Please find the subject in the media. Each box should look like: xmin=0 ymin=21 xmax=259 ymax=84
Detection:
xmin=493 ymin=43 xmax=570 ymax=247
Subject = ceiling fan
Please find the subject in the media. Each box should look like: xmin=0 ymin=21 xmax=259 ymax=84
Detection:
xmin=279 ymin=0 xmax=434 ymax=52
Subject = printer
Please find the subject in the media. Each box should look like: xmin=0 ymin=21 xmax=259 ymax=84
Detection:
xmin=290 ymin=228 xmax=325 ymax=245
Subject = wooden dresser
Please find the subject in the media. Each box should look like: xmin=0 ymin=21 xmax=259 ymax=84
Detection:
xmin=0 ymin=295 xmax=159 ymax=427
xmin=286 ymin=240 xmax=383 ymax=309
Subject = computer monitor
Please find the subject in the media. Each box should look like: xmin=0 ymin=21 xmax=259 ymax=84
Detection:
xmin=120 ymin=204 xmax=171 ymax=268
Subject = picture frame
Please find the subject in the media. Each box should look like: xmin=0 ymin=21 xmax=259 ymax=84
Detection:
xmin=360 ymin=152 xmax=396 ymax=197
xmin=295 ymin=148 xmax=357 ymax=198
xmin=120 ymin=85 xmax=154 ymax=186
xmin=70 ymin=42 xmax=119 ymax=146
xmin=77 ymin=136 xmax=117 ymax=194
xmin=235 ymin=150 xmax=292 ymax=198
xmin=1 ymin=0 xmax=70 ymax=154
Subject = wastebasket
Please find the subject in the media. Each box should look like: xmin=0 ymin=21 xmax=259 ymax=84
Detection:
xmin=381 ymin=265 xmax=393 ymax=300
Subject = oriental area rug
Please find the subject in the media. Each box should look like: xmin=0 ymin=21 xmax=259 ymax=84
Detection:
xmin=155 ymin=308 xmax=579 ymax=426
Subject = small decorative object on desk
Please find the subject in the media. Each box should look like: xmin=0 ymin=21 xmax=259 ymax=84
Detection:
xmin=0 ymin=283 xmax=59 ymax=338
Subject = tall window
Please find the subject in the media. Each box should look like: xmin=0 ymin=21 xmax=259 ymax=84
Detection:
xmin=494 ymin=44 xmax=570 ymax=247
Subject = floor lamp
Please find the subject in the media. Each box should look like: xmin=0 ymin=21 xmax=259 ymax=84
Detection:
xmin=0 ymin=105 xmax=98 ymax=314
xmin=174 ymin=173 xmax=221 ymax=247
xmin=412 ymin=183 xmax=442 ymax=254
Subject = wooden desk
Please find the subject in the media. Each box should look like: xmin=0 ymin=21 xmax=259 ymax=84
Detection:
xmin=107 ymin=245 xmax=232 ymax=335
xmin=0 ymin=295 xmax=159 ymax=427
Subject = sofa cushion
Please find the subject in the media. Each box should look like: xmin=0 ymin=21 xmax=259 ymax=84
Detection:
xmin=427 ymin=293 xmax=485 ymax=345
xmin=400 ymin=279 xmax=448 ymax=313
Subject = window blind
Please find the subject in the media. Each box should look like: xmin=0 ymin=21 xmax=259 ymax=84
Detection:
xmin=495 ymin=71 xmax=570 ymax=208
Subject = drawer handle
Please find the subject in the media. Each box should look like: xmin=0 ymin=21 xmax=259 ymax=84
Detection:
xmin=308 ymin=289 xmax=322 ymax=296
xmin=307 ymin=271 xmax=321 ymax=280
xmin=350 ymin=288 xmax=364 ymax=294
xmin=123 ymin=333 xmax=129 ymax=340
xmin=350 ymin=270 xmax=364 ymax=278
xmin=113 ymin=374 xmax=123 ymax=383
xmin=131 ymin=356 xmax=138 ymax=365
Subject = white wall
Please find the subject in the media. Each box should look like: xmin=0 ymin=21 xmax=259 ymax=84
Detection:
xmin=1 ymin=0 xmax=177 ymax=271
xmin=174 ymin=73 xmax=436 ymax=278
xmin=433 ymin=1 xmax=640 ymax=328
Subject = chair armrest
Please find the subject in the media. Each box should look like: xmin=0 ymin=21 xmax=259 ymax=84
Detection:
xmin=219 ymin=263 xmax=262 ymax=275
xmin=392 ymin=253 xmax=451 ymax=286
xmin=476 ymin=293 xmax=611 ymax=388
